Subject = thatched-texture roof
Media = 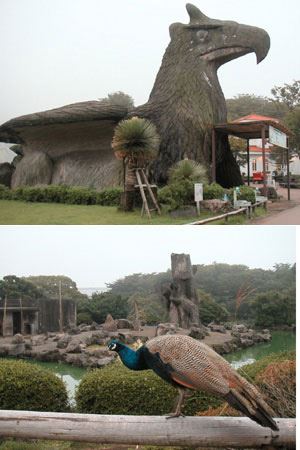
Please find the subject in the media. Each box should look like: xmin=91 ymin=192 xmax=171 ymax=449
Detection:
xmin=0 ymin=101 xmax=128 ymax=143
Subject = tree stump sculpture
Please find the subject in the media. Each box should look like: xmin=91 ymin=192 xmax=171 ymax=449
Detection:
xmin=162 ymin=253 xmax=199 ymax=329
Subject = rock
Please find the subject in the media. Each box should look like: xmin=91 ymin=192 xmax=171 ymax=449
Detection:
xmin=240 ymin=338 xmax=253 ymax=347
xmin=116 ymin=319 xmax=134 ymax=329
xmin=155 ymin=323 xmax=177 ymax=336
xmin=33 ymin=348 xmax=61 ymax=362
xmin=103 ymin=314 xmax=118 ymax=332
xmin=232 ymin=324 xmax=248 ymax=334
xmin=12 ymin=333 xmax=25 ymax=344
xmin=68 ymin=327 xmax=81 ymax=335
xmin=189 ymin=325 xmax=209 ymax=340
xmin=78 ymin=325 xmax=92 ymax=332
xmin=201 ymin=200 xmax=229 ymax=213
xmin=85 ymin=347 xmax=114 ymax=358
xmin=0 ymin=344 xmax=10 ymax=356
xmin=31 ymin=335 xmax=48 ymax=346
xmin=208 ymin=324 xmax=226 ymax=333
xmin=65 ymin=341 xmax=84 ymax=353
xmin=57 ymin=335 xmax=72 ymax=349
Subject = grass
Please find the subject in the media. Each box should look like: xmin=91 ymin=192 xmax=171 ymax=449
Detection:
xmin=0 ymin=200 xmax=267 ymax=225
xmin=0 ymin=440 xmax=190 ymax=450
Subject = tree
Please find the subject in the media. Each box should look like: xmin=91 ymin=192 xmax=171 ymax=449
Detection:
xmin=106 ymin=91 xmax=135 ymax=110
xmin=285 ymin=107 xmax=300 ymax=156
xmin=229 ymin=136 xmax=248 ymax=168
xmin=270 ymin=80 xmax=300 ymax=111
xmin=112 ymin=117 xmax=160 ymax=211
xmin=251 ymin=288 xmax=295 ymax=327
xmin=127 ymin=292 xmax=168 ymax=325
xmin=25 ymin=275 xmax=87 ymax=301
xmin=0 ymin=275 xmax=42 ymax=301
xmin=198 ymin=289 xmax=229 ymax=325
xmin=226 ymin=94 xmax=287 ymax=121
xmin=77 ymin=292 xmax=129 ymax=324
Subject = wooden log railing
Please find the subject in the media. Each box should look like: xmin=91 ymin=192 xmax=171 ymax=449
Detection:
xmin=0 ymin=411 xmax=296 ymax=448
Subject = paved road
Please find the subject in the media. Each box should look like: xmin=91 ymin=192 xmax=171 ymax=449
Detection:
xmin=252 ymin=204 xmax=300 ymax=225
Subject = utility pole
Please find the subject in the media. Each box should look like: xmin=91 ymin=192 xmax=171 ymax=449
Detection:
xmin=59 ymin=281 xmax=63 ymax=333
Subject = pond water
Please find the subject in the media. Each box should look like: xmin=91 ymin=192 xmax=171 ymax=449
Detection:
xmin=4 ymin=331 xmax=295 ymax=404
xmin=225 ymin=330 xmax=296 ymax=369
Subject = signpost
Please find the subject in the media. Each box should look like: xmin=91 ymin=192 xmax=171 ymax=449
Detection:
xmin=269 ymin=125 xmax=287 ymax=149
xmin=194 ymin=183 xmax=203 ymax=216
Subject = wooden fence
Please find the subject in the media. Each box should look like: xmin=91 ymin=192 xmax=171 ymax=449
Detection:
xmin=0 ymin=411 xmax=295 ymax=448
xmin=188 ymin=200 xmax=268 ymax=225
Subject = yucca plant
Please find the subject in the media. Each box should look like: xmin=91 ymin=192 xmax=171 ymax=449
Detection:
xmin=112 ymin=117 xmax=160 ymax=211
xmin=112 ymin=116 xmax=160 ymax=165
xmin=168 ymin=159 xmax=208 ymax=184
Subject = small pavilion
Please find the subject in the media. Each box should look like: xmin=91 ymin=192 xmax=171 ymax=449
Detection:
xmin=212 ymin=114 xmax=293 ymax=199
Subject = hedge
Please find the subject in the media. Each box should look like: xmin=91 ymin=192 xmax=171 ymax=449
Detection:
xmin=0 ymin=184 xmax=122 ymax=206
xmin=0 ymin=359 xmax=69 ymax=412
xmin=76 ymin=360 xmax=221 ymax=416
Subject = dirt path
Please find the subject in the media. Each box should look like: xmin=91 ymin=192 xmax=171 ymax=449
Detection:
xmin=250 ymin=185 xmax=300 ymax=225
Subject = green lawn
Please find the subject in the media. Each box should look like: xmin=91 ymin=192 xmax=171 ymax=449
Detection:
xmin=0 ymin=200 xmax=266 ymax=225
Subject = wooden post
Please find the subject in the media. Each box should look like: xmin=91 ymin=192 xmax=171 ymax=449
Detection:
xmin=0 ymin=411 xmax=295 ymax=448
xmin=59 ymin=280 xmax=63 ymax=333
xmin=246 ymin=139 xmax=250 ymax=186
xmin=286 ymin=137 xmax=291 ymax=201
xmin=2 ymin=295 xmax=7 ymax=337
xmin=19 ymin=297 xmax=24 ymax=335
xmin=261 ymin=126 xmax=267 ymax=197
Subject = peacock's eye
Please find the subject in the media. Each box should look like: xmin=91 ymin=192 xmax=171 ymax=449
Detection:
xmin=196 ymin=30 xmax=209 ymax=42
xmin=110 ymin=343 xmax=117 ymax=350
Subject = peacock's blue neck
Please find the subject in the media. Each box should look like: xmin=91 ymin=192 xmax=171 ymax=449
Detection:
xmin=118 ymin=346 xmax=147 ymax=371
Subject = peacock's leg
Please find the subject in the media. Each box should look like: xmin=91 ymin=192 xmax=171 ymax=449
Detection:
xmin=166 ymin=388 xmax=186 ymax=419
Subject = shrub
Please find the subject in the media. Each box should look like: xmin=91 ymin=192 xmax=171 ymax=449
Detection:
xmin=256 ymin=360 xmax=295 ymax=417
xmin=259 ymin=186 xmax=278 ymax=200
xmin=76 ymin=361 xmax=221 ymax=415
xmin=96 ymin=187 xmax=122 ymax=206
xmin=0 ymin=184 xmax=122 ymax=206
xmin=227 ymin=186 xmax=256 ymax=204
xmin=0 ymin=184 xmax=12 ymax=200
xmin=168 ymin=160 xmax=208 ymax=184
xmin=0 ymin=359 xmax=69 ymax=411
xmin=158 ymin=179 xmax=194 ymax=211
xmin=198 ymin=351 xmax=296 ymax=419
xmin=203 ymin=183 xmax=225 ymax=200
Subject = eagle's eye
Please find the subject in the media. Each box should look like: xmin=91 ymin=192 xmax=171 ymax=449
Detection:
xmin=196 ymin=30 xmax=209 ymax=43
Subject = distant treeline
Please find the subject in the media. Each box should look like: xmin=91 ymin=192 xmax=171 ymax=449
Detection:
xmin=0 ymin=263 xmax=295 ymax=328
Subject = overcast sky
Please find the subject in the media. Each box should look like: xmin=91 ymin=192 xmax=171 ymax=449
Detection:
xmin=0 ymin=226 xmax=296 ymax=287
xmin=0 ymin=0 xmax=299 ymax=124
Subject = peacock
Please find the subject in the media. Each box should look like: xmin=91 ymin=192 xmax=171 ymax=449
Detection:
xmin=108 ymin=334 xmax=279 ymax=431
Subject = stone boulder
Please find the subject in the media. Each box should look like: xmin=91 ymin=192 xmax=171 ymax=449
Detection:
xmin=116 ymin=319 xmax=134 ymax=329
xmin=103 ymin=314 xmax=118 ymax=332
xmin=207 ymin=323 xmax=227 ymax=333
xmin=232 ymin=324 xmax=248 ymax=334
xmin=65 ymin=341 xmax=85 ymax=353
xmin=12 ymin=333 xmax=25 ymax=344
xmin=155 ymin=323 xmax=178 ymax=336
xmin=201 ymin=200 xmax=229 ymax=213
xmin=31 ymin=335 xmax=48 ymax=346
xmin=188 ymin=325 xmax=209 ymax=340
xmin=57 ymin=335 xmax=72 ymax=349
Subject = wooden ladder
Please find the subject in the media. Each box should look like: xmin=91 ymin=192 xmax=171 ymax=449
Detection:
xmin=135 ymin=168 xmax=161 ymax=219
